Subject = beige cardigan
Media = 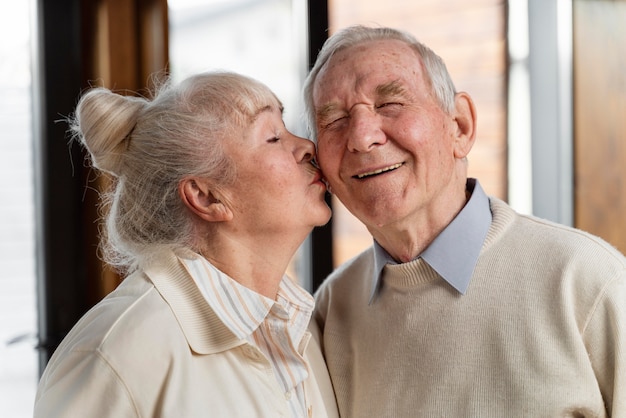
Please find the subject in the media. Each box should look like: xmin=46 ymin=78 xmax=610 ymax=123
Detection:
xmin=34 ymin=249 xmax=338 ymax=418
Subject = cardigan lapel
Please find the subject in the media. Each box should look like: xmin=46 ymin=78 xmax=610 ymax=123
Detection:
xmin=142 ymin=249 xmax=245 ymax=355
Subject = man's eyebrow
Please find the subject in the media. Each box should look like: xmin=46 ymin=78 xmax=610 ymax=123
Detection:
xmin=375 ymin=80 xmax=407 ymax=98
xmin=315 ymin=81 xmax=408 ymax=121
xmin=316 ymin=102 xmax=342 ymax=121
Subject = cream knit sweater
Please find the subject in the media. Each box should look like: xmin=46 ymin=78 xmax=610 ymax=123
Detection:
xmin=314 ymin=197 xmax=625 ymax=417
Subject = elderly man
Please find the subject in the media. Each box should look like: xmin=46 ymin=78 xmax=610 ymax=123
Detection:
xmin=304 ymin=25 xmax=625 ymax=417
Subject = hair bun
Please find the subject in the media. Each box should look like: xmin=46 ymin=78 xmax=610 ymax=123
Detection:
xmin=71 ymin=88 xmax=147 ymax=176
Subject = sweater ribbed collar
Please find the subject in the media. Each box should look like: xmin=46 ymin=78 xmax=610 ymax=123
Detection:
xmin=370 ymin=178 xmax=492 ymax=302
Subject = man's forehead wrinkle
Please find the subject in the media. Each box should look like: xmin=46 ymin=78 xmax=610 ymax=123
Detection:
xmin=353 ymin=72 xmax=368 ymax=92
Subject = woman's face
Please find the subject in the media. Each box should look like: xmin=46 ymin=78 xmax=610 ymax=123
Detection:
xmin=219 ymin=103 xmax=331 ymax=238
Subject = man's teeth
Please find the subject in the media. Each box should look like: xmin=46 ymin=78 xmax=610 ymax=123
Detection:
xmin=356 ymin=163 xmax=403 ymax=179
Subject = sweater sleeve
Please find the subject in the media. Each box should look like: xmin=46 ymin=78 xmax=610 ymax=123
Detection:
xmin=582 ymin=270 xmax=626 ymax=417
xmin=34 ymin=350 xmax=139 ymax=418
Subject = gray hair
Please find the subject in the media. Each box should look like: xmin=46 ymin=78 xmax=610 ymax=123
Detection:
xmin=70 ymin=71 xmax=280 ymax=273
xmin=303 ymin=25 xmax=457 ymax=141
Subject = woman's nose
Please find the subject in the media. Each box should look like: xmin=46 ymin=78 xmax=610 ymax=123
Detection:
xmin=293 ymin=135 xmax=315 ymax=163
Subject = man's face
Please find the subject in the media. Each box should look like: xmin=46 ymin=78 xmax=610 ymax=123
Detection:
xmin=313 ymin=39 xmax=465 ymax=230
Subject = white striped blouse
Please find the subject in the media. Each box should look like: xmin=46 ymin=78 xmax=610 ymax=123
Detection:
xmin=179 ymin=254 xmax=314 ymax=418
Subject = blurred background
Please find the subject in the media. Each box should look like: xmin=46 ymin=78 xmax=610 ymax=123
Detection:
xmin=1 ymin=0 xmax=624 ymax=416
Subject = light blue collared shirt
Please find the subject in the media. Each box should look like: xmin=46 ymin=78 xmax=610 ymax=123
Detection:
xmin=370 ymin=178 xmax=492 ymax=302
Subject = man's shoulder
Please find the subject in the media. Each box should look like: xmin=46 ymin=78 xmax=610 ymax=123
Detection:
xmin=488 ymin=196 xmax=626 ymax=270
xmin=327 ymin=246 xmax=375 ymax=282
xmin=314 ymin=246 xmax=375 ymax=301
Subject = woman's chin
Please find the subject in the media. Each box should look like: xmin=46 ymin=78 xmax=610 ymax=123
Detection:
xmin=316 ymin=206 xmax=332 ymax=227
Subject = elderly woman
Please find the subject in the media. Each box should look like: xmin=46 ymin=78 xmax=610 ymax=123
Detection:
xmin=34 ymin=72 xmax=338 ymax=418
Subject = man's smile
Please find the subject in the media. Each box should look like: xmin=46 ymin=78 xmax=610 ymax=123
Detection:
xmin=354 ymin=162 xmax=403 ymax=179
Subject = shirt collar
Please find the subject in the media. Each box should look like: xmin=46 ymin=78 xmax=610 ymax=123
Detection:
xmin=371 ymin=178 xmax=491 ymax=302
xmin=180 ymin=255 xmax=314 ymax=340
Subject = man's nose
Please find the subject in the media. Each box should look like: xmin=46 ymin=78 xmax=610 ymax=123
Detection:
xmin=346 ymin=106 xmax=386 ymax=153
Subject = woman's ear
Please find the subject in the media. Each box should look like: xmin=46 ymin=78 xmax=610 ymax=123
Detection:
xmin=179 ymin=177 xmax=233 ymax=222
xmin=451 ymin=92 xmax=477 ymax=159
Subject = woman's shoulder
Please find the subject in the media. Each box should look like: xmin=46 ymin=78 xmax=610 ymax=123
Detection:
xmin=53 ymin=273 xmax=183 ymax=364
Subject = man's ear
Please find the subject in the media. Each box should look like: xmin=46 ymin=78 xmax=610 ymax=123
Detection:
xmin=451 ymin=92 xmax=477 ymax=159
xmin=179 ymin=177 xmax=233 ymax=222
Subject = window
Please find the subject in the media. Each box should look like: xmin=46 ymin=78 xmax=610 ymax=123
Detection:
xmin=0 ymin=2 xmax=38 ymax=416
